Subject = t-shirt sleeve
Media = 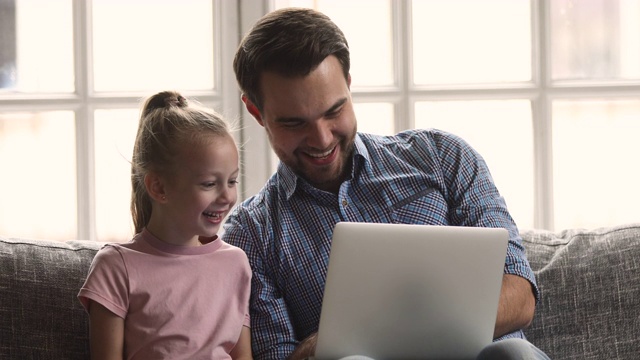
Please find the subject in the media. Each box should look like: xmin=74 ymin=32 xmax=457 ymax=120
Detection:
xmin=241 ymin=250 xmax=252 ymax=328
xmin=77 ymin=245 xmax=129 ymax=318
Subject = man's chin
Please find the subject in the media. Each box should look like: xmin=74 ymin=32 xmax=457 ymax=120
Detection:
xmin=301 ymin=168 xmax=345 ymax=191
xmin=286 ymin=156 xmax=346 ymax=188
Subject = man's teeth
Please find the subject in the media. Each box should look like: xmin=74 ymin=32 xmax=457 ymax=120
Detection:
xmin=308 ymin=148 xmax=333 ymax=158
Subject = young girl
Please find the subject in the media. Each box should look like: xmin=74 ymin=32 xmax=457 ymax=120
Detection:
xmin=78 ymin=91 xmax=252 ymax=360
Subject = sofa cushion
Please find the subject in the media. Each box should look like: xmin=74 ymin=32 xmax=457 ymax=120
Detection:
xmin=521 ymin=223 xmax=640 ymax=360
xmin=0 ymin=236 xmax=102 ymax=360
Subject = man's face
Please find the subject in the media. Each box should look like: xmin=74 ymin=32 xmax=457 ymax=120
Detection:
xmin=244 ymin=56 xmax=357 ymax=193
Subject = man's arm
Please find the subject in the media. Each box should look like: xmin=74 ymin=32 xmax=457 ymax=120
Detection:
xmin=224 ymin=216 xmax=300 ymax=359
xmin=494 ymin=274 xmax=536 ymax=338
xmin=427 ymin=131 xmax=539 ymax=337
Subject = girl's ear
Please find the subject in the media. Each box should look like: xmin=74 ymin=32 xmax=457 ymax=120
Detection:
xmin=144 ymin=172 xmax=167 ymax=203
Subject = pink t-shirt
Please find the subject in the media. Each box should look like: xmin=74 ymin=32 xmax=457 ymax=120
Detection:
xmin=78 ymin=229 xmax=251 ymax=360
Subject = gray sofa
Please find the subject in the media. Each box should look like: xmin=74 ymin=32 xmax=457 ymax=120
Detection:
xmin=1 ymin=223 xmax=639 ymax=359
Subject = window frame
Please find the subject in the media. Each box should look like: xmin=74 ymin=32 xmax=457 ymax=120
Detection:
xmin=2 ymin=0 xmax=640 ymax=240
xmin=252 ymin=0 xmax=640 ymax=230
xmin=0 ymin=0 xmax=242 ymax=240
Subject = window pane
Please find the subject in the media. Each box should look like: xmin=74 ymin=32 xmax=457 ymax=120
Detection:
xmin=412 ymin=0 xmax=531 ymax=85
xmin=0 ymin=111 xmax=77 ymax=239
xmin=551 ymin=0 xmax=640 ymax=81
xmin=274 ymin=0 xmax=394 ymax=87
xmin=0 ymin=0 xmax=74 ymax=92
xmin=92 ymin=0 xmax=214 ymax=92
xmin=354 ymin=102 xmax=395 ymax=135
xmin=415 ymin=100 xmax=534 ymax=229
xmin=552 ymin=100 xmax=640 ymax=230
xmin=94 ymin=109 xmax=139 ymax=242
xmin=0 ymin=0 xmax=17 ymax=88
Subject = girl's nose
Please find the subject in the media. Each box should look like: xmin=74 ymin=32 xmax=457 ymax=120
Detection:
xmin=217 ymin=186 xmax=232 ymax=203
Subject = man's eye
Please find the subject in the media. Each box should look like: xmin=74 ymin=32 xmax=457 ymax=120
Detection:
xmin=327 ymin=109 xmax=342 ymax=119
xmin=283 ymin=122 xmax=303 ymax=128
xmin=325 ymin=106 xmax=344 ymax=119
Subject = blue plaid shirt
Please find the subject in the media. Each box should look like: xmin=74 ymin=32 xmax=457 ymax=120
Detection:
xmin=223 ymin=129 xmax=539 ymax=360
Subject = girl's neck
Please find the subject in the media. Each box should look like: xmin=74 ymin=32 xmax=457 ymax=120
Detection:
xmin=145 ymin=218 xmax=203 ymax=247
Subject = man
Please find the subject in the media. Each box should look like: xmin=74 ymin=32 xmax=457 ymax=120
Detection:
xmin=224 ymin=7 xmax=549 ymax=360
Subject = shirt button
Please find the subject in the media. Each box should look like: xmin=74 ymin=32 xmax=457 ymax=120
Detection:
xmin=342 ymin=199 xmax=348 ymax=206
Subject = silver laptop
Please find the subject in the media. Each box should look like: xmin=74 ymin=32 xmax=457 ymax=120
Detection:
xmin=314 ymin=222 xmax=509 ymax=360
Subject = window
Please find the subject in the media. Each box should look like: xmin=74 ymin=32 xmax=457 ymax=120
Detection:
xmin=1 ymin=0 xmax=638 ymax=241
xmin=0 ymin=0 xmax=240 ymax=241
xmin=271 ymin=0 xmax=640 ymax=231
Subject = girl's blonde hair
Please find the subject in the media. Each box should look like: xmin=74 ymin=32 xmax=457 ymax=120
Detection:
xmin=130 ymin=90 xmax=233 ymax=234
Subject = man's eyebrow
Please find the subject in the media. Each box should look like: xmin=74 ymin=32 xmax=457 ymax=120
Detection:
xmin=274 ymin=115 xmax=305 ymax=124
xmin=274 ymin=98 xmax=348 ymax=123
xmin=325 ymin=98 xmax=348 ymax=115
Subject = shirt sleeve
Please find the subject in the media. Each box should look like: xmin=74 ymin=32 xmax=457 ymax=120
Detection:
xmin=428 ymin=130 xmax=540 ymax=302
xmin=224 ymin=213 xmax=298 ymax=360
xmin=77 ymin=245 xmax=129 ymax=318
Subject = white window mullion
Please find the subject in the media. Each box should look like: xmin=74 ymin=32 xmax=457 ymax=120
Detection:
xmin=531 ymin=95 xmax=554 ymax=230
xmin=532 ymin=0 xmax=554 ymax=230
xmin=218 ymin=0 xmax=241 ymax=118
xmin=238 ymin=0 xmax=273 ymax=199
xmin=218 ymin=0 xmax=247 ymax=198
xmin=73 ymin=0 xmax=96 ymax=240
xmin=394 ymin=0 xmax=411 ymax=132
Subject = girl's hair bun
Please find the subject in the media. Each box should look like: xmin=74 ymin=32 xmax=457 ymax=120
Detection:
xmin=142 ymin=91 xmax=187 ymax=116
xmin=164 ymin=94 xmax=188 ymax=108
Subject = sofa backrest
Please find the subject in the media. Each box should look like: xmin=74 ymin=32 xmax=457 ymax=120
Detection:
xmin=0 ymin=236 xmax=102 ymax=360
xmin=521 ymin=223 xmax=640 ymax=360
xmin=2 ymin=224 xmax=640 ymax=360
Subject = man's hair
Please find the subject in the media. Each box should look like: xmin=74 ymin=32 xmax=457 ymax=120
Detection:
xmin=233 ymin=7 xmax=350 ymax=111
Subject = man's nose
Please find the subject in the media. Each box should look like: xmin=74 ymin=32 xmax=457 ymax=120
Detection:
xmin=306 ymin=120 xmax=333 ymax=149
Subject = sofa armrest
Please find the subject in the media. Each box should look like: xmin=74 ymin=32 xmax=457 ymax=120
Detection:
xmin=0 ymin=236 xmax=103 ymax=359
xmin=521 ymin=223 xmax=640 ymax=360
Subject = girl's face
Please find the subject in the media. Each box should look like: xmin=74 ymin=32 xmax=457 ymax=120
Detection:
xmin=161 ymin=134 xmax=239 ymax=244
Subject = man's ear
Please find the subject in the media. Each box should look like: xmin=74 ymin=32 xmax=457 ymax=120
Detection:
xmin=241 ymin=95 xmax=265 ymax=127
xmin=144 ymin=172 xmax=167 ymax=203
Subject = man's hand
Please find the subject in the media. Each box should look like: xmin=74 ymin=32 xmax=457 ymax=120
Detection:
xmin=287 ymin=332 xmax=318 ymax=360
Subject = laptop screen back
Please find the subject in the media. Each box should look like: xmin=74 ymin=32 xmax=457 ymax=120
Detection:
xmin=314 ymin=222 xmax=509 ymax=360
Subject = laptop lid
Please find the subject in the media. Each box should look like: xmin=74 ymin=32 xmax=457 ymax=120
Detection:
xmin=314 ymin=222 xmax=509 ymax=360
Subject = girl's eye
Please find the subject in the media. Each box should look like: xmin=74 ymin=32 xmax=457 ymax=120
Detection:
xmin=202 ymin=180 xmax=237 ymax=188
